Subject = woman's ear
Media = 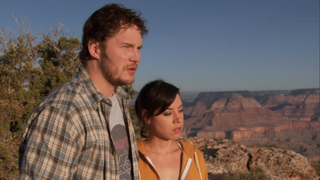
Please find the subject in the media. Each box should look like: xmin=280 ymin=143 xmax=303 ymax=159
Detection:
xmin=142 ymin=109 xmax=151 ymax=124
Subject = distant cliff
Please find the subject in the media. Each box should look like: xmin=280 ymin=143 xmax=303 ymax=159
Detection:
xmin=182 ymin=88 xmax=320 ymax=162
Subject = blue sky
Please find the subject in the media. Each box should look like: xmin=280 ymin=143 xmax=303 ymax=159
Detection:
xmin=1 ymin=0 xmax=319 ymax=92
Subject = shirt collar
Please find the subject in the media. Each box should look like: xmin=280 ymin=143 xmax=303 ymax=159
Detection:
xmin=76 ymin=66 xmax=130 ymax=110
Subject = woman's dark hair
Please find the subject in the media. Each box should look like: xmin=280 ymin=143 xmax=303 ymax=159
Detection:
xmin=80 ymin=3 xmax=148 ymax=66
xmin=135 ymin=80 xmax=179 ymax=138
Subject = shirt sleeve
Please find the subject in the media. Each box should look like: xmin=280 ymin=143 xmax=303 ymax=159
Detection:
xmin=19 ymin=106 xmax=82 ymax=180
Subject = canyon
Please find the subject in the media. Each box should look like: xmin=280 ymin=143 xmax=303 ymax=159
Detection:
xmin=181 ymin=88 xmax=320 ymax=162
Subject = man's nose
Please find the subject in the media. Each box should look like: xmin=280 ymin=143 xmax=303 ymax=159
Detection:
xmin=130 ymin=48 xmax=140 ymax=63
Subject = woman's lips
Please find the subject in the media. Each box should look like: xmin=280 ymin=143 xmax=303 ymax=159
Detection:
xmin=173 ymin=127 xmax=182 ymax=133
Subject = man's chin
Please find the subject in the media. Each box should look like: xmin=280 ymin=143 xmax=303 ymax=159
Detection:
xmin=124 ymin=78 xmax=135 ymax=85
xmin=114 ymin=78 xmax=135 ymax=86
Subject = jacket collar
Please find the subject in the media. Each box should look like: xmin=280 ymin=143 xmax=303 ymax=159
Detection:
xmin=177 ymin=138 xmax=197 ymax=158
xmin=137 ymin=138 xmax=147 ymax=156
xmin=137 ymin=138 xmax=197 ymax=179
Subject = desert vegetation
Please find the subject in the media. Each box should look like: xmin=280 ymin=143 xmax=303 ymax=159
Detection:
xmin=311 ymin=160 xmax=320 ymax=176
xmin=223 ymin=167 xmax=269 ymax=180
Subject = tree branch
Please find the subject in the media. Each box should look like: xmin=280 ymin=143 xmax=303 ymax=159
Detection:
xmin=12 ymin=13 xmax=38 ymax=58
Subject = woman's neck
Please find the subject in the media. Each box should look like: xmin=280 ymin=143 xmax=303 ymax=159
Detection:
xmin=144 ymin=136 xmax=178 ymax=154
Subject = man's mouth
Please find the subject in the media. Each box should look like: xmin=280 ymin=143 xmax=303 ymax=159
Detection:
xmin=127 ymin=66 xmax=137 ymax=74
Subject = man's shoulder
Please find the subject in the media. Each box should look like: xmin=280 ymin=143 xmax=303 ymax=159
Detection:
xmin=21 ymin=76 xmax=94 ymax=139
xmin=35 ymin=76 xmax=92 ymax=114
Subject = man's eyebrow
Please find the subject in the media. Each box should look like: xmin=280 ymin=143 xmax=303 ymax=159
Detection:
xmin=121 ymin=42 xmax=133 ymax=46
xmin=121 ymin=42 xmax=143 ymax=49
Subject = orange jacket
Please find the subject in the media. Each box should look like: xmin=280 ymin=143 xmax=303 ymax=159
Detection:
xmin=137 ymin=138 xmax=208 ymax=180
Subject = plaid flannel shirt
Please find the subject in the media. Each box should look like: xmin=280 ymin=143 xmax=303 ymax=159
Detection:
xmin=19 ymin=67 xmax=140 ymax=180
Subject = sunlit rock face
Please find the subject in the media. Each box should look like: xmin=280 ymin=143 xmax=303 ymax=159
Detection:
xmin=181 ymin=88 xmax=320 ymax=162
xmin=187 ymin=137 xmax=318 ymax=180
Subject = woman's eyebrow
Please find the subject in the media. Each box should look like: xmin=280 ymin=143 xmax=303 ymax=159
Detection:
xmin=167 ymin=104 xmax=183 ymax=110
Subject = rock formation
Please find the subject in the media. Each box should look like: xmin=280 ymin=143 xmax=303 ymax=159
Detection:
xmin=182 ymin=88 xmax=320 ymax=162
xmin=256 ymin=89 xmax=320 ymax=121
xmin=187 ymin=137 xmax=318 ymax=180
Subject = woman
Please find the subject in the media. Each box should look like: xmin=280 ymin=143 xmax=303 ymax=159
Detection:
xmin=135 ymin=80 xmax=208 ymax=180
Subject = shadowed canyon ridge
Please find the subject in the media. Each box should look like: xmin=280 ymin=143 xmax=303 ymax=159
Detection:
xmin=181 ymin=88 xmax=320 ymax=162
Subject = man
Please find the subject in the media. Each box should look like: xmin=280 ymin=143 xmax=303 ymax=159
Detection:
xmin=19 ymin=3 xmax=148 ymax=179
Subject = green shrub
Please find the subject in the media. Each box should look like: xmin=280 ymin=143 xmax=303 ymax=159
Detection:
xmin=223 ymin=167 xmax=269 ymax=180
xmin=229 ymin=139 xmax=236 ymax=144
xmin=311 ymin=160 xmax=320 ymax=176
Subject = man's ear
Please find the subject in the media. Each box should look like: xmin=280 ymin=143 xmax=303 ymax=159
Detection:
xmin=88 ymin=40 xmax=100 ymax=60
xmin=142 ymin=109 xmax=151 ymax=124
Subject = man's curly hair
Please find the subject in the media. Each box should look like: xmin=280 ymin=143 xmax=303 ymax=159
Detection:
xmin=80 ymin=3 xmax=148 ymax=66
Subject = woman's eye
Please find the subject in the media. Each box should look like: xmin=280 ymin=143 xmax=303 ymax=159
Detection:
xmin=163 ymin=112 xmax=171 ymax=116
xmin=179 ymin=109 xmax=184 ymax=113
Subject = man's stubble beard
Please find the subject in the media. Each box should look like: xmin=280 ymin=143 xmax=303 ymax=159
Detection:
xmin=99 ymin=51 xmax=135 ymax=87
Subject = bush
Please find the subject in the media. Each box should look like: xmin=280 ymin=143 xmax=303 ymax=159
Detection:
xmin=0 ymin=136 xmax=19 ymax=179
xmin=223 ymin=167 xmax=269 ymax=180
xmin=311 ymin=160 xmax=320 ymax=176
xmin=229 ymin=139 xmax=236 ymax=144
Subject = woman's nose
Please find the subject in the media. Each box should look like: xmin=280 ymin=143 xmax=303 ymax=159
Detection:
xmin=173 ymin=112 xmax=183 ymax=123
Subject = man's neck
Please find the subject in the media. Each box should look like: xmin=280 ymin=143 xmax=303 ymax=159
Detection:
xmin=84 ymin=63 xmax=115 ymax=98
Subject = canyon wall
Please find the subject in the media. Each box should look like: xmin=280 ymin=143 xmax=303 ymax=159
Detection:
xmin=182 ymin=88 xmax=320 ymax=161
